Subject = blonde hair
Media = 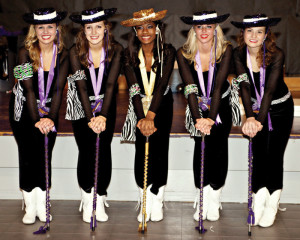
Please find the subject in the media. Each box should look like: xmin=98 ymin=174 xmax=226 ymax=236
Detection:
xmin=24 ymin=24 xmax=65 ymax=72
xmin=182 ymin=25 xmax=230 ymax=65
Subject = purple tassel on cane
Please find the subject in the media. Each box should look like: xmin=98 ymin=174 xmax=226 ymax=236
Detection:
xmin=34 ymin=135 xmax=51 ymax=234
xmin=195 ymin=134 xmax=207 ymax=234
xmin=90 ymin=133 xmax=100 ymax=231
xmin=247 ymin=138 xmax=255 ymax=236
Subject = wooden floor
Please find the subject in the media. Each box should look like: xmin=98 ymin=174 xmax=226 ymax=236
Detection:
xmin=1 ymin=90 xmax=300 ymax=136
xmin=0 ymin=200 xmax=300 ymax=240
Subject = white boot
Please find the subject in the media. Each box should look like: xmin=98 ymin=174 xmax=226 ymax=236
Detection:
xmin=22 ymin=189 xmax=36 ymax=224
xmin=96 ymin=194 xmax=109 ymax=222
xmin=151 ymin=186 xmax=165 ymax=222
xmin=137 ymin=185 xmax=152 ymax=222
xmin=259 ymin=189 xmax=281 ymax=227
xmin=252 ymin=187 xmax=268 ymax=226
xmin=36 ymin=187 xmax=52 ymax=222
xmin=207 ymin=187 xmax=223 ymax=221
xmin=193 ymin=186 xmax=210 ymax=221
xmin=79 ymin=188 xmax=93 ymax=223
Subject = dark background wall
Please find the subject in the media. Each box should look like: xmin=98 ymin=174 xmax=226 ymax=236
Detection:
xmin=1 ymin=0 xmax=300 ymax=75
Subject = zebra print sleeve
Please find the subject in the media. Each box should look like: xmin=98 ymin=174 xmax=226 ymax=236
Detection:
xmin=230 ymin=73 xmax=250 ymax=126
xmin=65 ymin=70 xmax=87 ymax=120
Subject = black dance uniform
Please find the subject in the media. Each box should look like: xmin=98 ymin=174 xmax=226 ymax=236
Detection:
xmin=233 ymin=46 xmax=294 ymax=194
xmin=69 ymin=43 xmax=123 ymax=196
xmin=9 ymin=47 xmax=69 ymax=192
xmin=123 ymin=44 xmax=175 ymax=195
xmin=177 ymin=45 xmax=233 ymax=190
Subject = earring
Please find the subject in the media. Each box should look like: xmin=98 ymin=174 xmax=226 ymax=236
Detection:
xmin=194 ymin=31 xmax=196 ymax=36
xmin=104 ymin=29 xmax=107 ymax=34
xmin=133 ymin=27 xmax=137 ymax=36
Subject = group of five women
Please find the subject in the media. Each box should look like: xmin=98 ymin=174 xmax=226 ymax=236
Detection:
xmin=9 ymin=6 xmax=294 ymax=230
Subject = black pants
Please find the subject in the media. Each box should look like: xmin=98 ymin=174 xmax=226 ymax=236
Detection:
xmin=252 ymin=97 xmax=294 ymax=194
xmin=134 ymin=94 xmax=173 ymax=195
xmin=9 ymin=94 xmax=56 ymax=192
xmin=193 ymin=96 xmax=232 ymax=190
xmin=72 ymin=105 xmax=116 ymax=196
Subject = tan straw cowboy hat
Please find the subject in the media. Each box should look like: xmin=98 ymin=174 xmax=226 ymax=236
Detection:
xmin=121 ymin=8 xmax=167 ymax=27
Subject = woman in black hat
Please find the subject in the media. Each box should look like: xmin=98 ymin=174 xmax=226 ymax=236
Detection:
xmin=120 ymin=8 xmax=175 ymax=222
xmin=68 ymin=7 xmax=123 ymax=223
xmin=231 ymin=14 xmax=294 ymax=227
xmin=9 ymin=8 xmax=69 ymax=224
xmin=177 ymin=11 xmax=232 ymax=221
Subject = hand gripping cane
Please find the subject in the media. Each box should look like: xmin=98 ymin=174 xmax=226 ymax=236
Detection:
xmin=138 ymin=136 xmax=150 ymax=234
xmin=91 ymin=133 xmax=100 ymax=231
xmin=247 ymin=138 xmax=255 ymax=236
xmin=195 ymin=133 xmax=207 ymax=234
xmin=34 ymin=134 xmax=51 ymax=234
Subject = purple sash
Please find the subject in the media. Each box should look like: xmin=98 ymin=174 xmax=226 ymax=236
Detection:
xmin=88 ymin=47 xmax=105 ymax=116
xmin=38 ymin=44 xmax=57 ymax=132
xmin=246 ymin=48 xmax=273 ymax=131
xmin=38 ymin=44 xmax=56 ymax=117
xmin=195 ymin=50 xmax=221 ymax=124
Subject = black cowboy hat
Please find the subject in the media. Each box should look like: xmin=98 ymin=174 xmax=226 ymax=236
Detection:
xmin=231 ymin=14 xmax=281 ymax=28
xmin=23 ymin=7 xmax=67 ymax=24
xmin=180 ymin=10 xmax=229 ymax=25
xmin=69 ymin=7 xmax=116 ymax=24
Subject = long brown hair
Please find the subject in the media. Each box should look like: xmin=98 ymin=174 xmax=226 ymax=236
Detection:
xmin=238 ymin=27 xmax=277 ymax=67
xmin=75 ymin=20 xmax=115 ymax=68
xmin=24 ymin=24 xmax=64 ymax=72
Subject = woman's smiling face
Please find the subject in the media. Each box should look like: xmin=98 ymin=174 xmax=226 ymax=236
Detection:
xmin=135 ymin=21 xmax=157 ymax=46
xmin=243 ymin=26 xmax=266 ymax=50
xmin=194 ymin=24 xmax=216 ymax=45
xmin=35 ymin=23 xmax=57 ymax=45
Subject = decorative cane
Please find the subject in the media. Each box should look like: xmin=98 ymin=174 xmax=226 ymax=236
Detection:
xmin=195 ymin=133 xmax=207 ymax=234
xmin=247 ymin=138 xmax=255 ymax=236
xmin=91 ymin=133 xmax=100 ymax=231
xmin=34 ymin=134 xmax=51 ymax=234
xmin=138 ymin=136 xmax=149 ymax=234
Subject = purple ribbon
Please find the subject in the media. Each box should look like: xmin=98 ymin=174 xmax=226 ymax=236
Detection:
xmin=37 ymin=43 xmax=57 ymax=132
xmin=88 ymin=47 xmax=105 ymax=116
xmin=246 ymin=48 xmax=273 ymax=131
xmin=195 ymin=45 xmax=221 ymax=124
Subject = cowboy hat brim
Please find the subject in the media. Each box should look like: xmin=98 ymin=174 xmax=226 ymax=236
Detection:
xmin=69 ymin=8 xmax=116 ymax=24
xmin=231 ymin=18 xmax=281 ymax=28
xmin=23 ymin=11 xmax=67 ymax=24
xmin=180 ymin=13 xmax=230 ymax=25
xmin=121 ymin=10 xmax=167 ymax=27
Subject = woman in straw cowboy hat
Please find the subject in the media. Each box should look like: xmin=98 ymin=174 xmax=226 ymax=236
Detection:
xmin=231 ymin=14 xmax=294 ymax=227
xmin=121 ymin=8 xmax=175 ymax=222
xmin=68 ymin=7 xmax=123 ymax=223
xmin=9 ymin=7 xmax=69 ymax=224
xmin=177 ymin=10 xmax=232 ymax=222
